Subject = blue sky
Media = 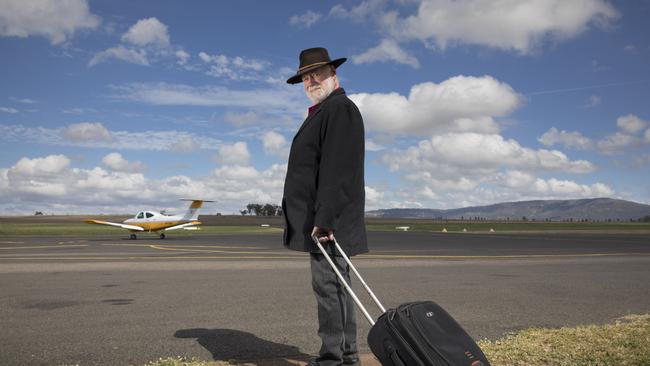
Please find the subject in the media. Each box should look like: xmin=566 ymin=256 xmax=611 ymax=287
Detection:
xmin=1 ymin=0 xmax=649 ymax=215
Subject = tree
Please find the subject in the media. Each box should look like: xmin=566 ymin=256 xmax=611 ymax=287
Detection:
xmin=240 ymin=210 xmax=247 ymax=216
xmin=262 ymin=203 xmax=275 ymax=216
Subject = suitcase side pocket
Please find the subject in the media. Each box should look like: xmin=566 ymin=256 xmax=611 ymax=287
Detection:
xmin=386 ymin=342 xmax=407 ymax=366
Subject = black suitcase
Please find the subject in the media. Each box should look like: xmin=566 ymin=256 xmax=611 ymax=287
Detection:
xmin=312 ymin=235 xmax=490 ymax=366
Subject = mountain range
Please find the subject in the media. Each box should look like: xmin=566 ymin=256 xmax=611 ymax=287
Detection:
xmin=365 ymin=198 xmax=650 ymax=221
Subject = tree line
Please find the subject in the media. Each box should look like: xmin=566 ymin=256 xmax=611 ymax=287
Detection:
xmin=240 ymin=203 xmax=283 ymax=216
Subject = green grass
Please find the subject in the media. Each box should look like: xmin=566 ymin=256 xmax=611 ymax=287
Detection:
xmin=140 ymin=315 xmax=650 ymax=366
xmin=1 ymin=221 xmax=649 ymax=236
xmin=367 ymin=221 xmax=650 ymax=233
xmin=478 ymin=314 xmax=650 ymax=366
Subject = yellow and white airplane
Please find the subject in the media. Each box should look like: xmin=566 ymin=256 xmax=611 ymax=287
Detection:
xmin=85 ymin=199 xmax=214 ymax=239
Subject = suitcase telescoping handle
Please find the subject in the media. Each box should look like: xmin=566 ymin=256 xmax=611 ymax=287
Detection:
xmin=311 ymin=234 xmax=386 ymax=326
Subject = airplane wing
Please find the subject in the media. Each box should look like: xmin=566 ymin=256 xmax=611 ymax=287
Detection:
xmin=164 ymin=221 xmax=202 ymax=231
xmin=85 ymin=220 xmax=145 ymax=231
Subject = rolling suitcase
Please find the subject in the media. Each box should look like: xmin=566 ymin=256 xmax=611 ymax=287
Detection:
xmin=312 ymin=234 xmax=490 ymax=366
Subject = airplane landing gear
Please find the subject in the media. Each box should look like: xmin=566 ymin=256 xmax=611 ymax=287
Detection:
xmin=159 ymin=233 xmax=166 ymax=239
xmin=130 ymin=234 xmax=137 ymax=240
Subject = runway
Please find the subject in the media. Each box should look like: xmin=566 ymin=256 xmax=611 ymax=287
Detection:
xmin=1 ymin=230 xmax=649 ymax=262
xmin=1 ymin=231 xmax=649 ymax=365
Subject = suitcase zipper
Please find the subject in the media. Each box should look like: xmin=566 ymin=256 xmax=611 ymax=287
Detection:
xmin=406 ymin=305 xmax=454 ymax=366
xmin=384 ymin=311 xmax=427 ymax=366
xmin=397 ymin=305 xmax=448 ymax=366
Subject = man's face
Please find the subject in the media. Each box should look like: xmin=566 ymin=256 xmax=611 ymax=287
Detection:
xmin=302 ymin=65 xmax=337 ymax=104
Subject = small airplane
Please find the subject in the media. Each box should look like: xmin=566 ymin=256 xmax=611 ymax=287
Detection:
xmin=85 ymin=199 xmax=214 ymax=239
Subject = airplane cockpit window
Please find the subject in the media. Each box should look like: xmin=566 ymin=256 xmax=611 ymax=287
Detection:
xmin=146 ymin=212 xmax=154 ymax=218
xmin=137 ymin=212 xmax=144 ymax=219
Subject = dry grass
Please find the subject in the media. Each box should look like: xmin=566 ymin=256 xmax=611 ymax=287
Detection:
xmin=478 ymin=314 xmax=650 ymax=366
xmin=141 ymin=315 xmax=650 ymax=366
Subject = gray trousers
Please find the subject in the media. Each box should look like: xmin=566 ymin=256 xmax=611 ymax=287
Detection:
xmin=310 ymin=252 xmax=358 ymax=366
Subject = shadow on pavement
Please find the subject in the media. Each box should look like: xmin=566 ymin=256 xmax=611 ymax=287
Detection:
xmin=174 ymin=328 xmax=311 ymax=365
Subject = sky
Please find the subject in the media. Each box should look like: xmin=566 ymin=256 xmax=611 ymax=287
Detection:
xmin=1 ymin=0 xmax=649 ymax=215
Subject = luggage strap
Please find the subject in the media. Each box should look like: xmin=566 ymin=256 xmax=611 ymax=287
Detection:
xmin=311 ymin=234 xmax=386 ymax=325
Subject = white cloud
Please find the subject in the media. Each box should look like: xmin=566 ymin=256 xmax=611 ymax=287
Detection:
xmin=111 ymin=82 xmax=304 ymax=115
xmin=384 ymin=0 xmax=619 ymax=54
xmin=289 ymin=11 xmax=322 ymax=28
xmin=0 ymin=154 xmax=288 ymax=215
xmin=63 ymin=122 xmax=112 ymax=142
xmin=350 ymin=75 xmax=521 ymax=135
xmin=495 ymin=170 xmax=613 ymax=197
xmin=1 ymin=123 xmax=222 ymax=151
xmin=198 ymin=51 xmax=214 ymax=63
xmin=197 ymin=51 xmax=269 ymax=81
xmin=175 ymin=49 xmax=190 ymax=65
xmin=261 ymin=131 xmax=289 ymax=157
xmin=11 ymin=155 xmax=70 ymax=176
xmin=538 ymin=127 xmax=594 ymax=150
xmin=121 ymin=17 xmax=170 ymax=47
xmin=591 ymin=59 xmax=609 ymax=72
xmin=330 ymin=0 xmax=387 ymax=22
xmin=365 ymin=185 xmax=386 ymax=211
xmin=584 ymin=95 xmax=601 ymax=108
xmin=88 ymin=18 xmax=177 ymax=68
xmin=384 ymin=133 xmax=596 ymax=180
xmin=9 ymin=97 xmax=37 ymax=104
xmin=645 ymin=129 xmax=650 ymax=144
xmin=214 ymin=142 xmax=251 ymax=165
xmin=88 ymin=45 xmax=149 ymax=67
xmin=540 ymin=115 xmax=650 ymax=155
xmin=224 ymin=111 xmax=260 ymax=126
xmin=375 ymin=169 xmax=614 ymax=210
xmin=62 ymin=107 xmax=96 ymax=115
xmin=352 ymin=39 xmax=420 ymax=68
xmin=616 ymin=114 xmax=647 ymax=134
xmin=366 ymin=139 xmax=385 ymax=152
xmin=0 ymin=0 xmax=100 ymax=45
xmin=169 ymin=136 xmax=199 ymax=152
xmin=0 ymin=107 xmax=18 ymax=113
xmin=623 ymin=44 xmax=637 ymax=53
xmin=101 ymin=152 xmax=145 ymax=173
xmin=595 ymin=132 xmax=638 ymax=154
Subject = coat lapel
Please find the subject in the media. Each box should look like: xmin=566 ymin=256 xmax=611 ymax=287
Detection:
xmin=292 ymin=107 xmax=322 ymax=142
xmin=292 ymin=88 xmax=345 ymax=142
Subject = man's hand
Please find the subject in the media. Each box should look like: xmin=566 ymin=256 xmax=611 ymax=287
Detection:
xmin=312 ymin=226 xmax=334 ymax=243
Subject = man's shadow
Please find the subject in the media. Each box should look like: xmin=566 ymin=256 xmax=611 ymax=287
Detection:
xmin=175 ymin=328 xmax=311 ymax=365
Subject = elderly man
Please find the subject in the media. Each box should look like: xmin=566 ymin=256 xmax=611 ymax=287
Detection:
xmin=282 ymin=47 xmax=367 ymax=366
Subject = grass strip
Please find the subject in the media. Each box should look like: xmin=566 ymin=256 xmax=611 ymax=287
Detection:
xmin=478 ymin=314 xmax=650 ymax=366
xmin=141 ymin=315 xmax=650 ymax=366
xmin=367 ymin=222 xmax=650 ymax=233
xmin=2 ymin=222 xmax=649 ymax=236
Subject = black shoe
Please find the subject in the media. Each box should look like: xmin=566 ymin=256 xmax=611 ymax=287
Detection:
xmin=308 ymin=357 xmax=359 ymax=366
xmin=343 ymin=356 xmax=361 ymax=365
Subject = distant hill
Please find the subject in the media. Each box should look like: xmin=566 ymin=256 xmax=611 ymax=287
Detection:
xmin=365 ymin=198 xmax=650 ymax=221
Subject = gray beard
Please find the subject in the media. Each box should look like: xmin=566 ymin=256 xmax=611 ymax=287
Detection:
xmin=306 ymin=76 xmax=337 ymax=104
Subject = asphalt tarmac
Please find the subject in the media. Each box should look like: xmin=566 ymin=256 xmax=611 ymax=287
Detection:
xmin=1 ymin=231 xmax=649 ymax=365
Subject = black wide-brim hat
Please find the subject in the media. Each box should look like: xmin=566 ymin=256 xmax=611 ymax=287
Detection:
xmin=286 ymin=47 xmax=347 ymax=84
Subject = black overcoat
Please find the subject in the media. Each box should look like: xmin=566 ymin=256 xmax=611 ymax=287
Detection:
xmin=282 ymin=88 xmax=368 ymax=256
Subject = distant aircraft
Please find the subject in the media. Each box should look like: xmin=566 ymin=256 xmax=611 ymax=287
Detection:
xmin=85 ymin=199 xmax=214 ymax=239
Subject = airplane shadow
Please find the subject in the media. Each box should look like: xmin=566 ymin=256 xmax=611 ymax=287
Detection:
xmin=174 ymin=328 xmax=311 ymax=365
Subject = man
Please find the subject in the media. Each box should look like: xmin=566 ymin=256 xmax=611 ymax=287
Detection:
xmin=282 ymin=47 xmax=368 ymax=366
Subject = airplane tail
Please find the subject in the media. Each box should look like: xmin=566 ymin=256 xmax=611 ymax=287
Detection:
xmin=180 ymin=199 xmax=214 ymax=221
